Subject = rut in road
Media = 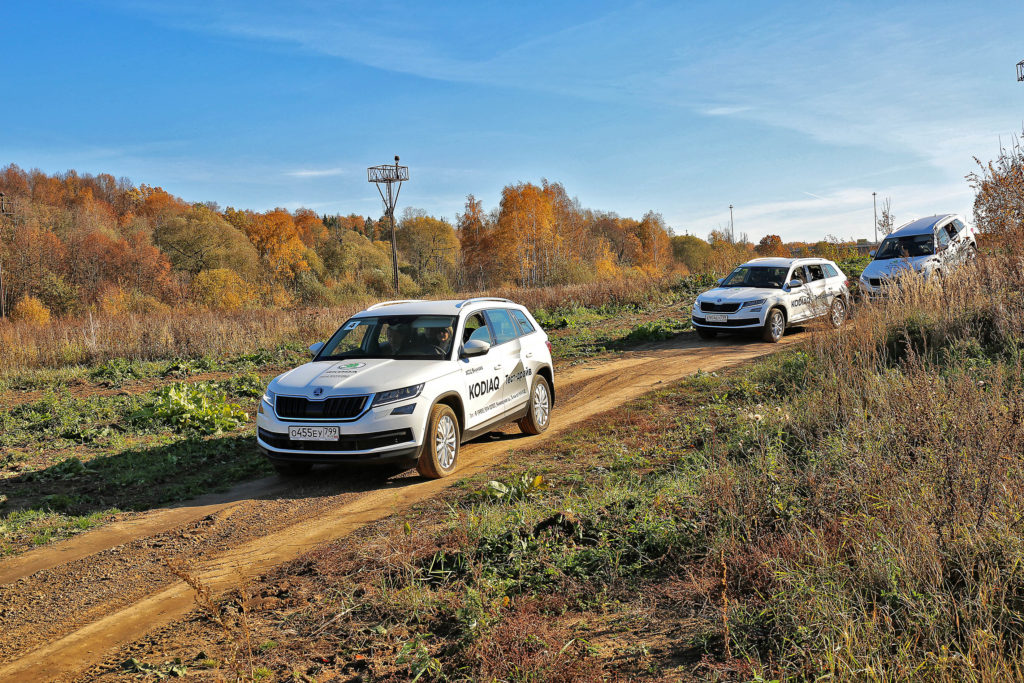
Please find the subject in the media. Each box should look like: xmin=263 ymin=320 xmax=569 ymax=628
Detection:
xmin=0 ymin=335 xmax=797 ymax=683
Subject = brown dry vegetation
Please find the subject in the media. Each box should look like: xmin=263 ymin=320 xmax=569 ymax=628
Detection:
xmin=0 ymin=276 xmax=685 ymax=374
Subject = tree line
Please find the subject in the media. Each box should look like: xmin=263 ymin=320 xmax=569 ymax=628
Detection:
xmin=0 ymin=163 xmax=880 ymax=323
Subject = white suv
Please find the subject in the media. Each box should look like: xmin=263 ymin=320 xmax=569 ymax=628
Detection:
xmin=859 ymin=214 xmax=977 ymax=297
xmin=692 ymin=257 xmax=850 ymax=343
xmin=257 ymin=298 xmax=555 ymax=478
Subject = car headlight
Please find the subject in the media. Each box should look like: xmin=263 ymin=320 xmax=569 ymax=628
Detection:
xmin=371 ymin=383 xmax=424 ymax=407
xmin=859 ymin=274 xmax=868 ymax=282
xmin=262 ymin=387 xmax=277 ymax=406
xmin=740 ymin=299 xmax=766 ymax=308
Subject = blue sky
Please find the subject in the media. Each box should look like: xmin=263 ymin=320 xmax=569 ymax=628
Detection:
xmin=2 ymin=1 xmax=1022 ymax=242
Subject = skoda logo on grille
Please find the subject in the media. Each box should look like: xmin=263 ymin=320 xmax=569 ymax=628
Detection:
xmin=313 ymin=387 xmax=324 ymax=397
xmin=717 ymin=298 xmax=722 ymax=304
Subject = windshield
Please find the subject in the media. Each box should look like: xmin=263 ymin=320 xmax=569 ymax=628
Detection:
xmin=316 ymin=315 xmax=457 ymax=360
xmin=875 ymin=234 xmax=933 ymax=260
xmin=720 ymin=266 xmax=790 ymax=289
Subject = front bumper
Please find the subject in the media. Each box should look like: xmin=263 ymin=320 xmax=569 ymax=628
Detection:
xmin=256 ymin=398 xmax=424 ymax=464
xmin=691 ymin=307 xmax=765 ymax=330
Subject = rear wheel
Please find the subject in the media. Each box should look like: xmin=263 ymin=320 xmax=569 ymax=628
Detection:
xmin=761 ymin=308 xmax=785 ymax=343
xmin=829 ymin=298 xmax=847 ymax=328
xmin=416 ymin=403 xmax=460 ymax=479
xmin=272 ymin=460 xmax=313 ymax=476
xmin=696 ymin=327 xmax=718 ymax=340
xmin=518 ymin=375 xmax=552 ymax=435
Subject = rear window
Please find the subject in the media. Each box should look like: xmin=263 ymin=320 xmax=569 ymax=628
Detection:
xmin=822 ymin=264 xmax=838 ymax=278
xmin=511 ymin=310 xmax=535 ymax=335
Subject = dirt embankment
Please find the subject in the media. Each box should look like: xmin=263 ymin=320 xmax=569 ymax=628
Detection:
xmin=0 ymin=333 xmax=798 ymax=683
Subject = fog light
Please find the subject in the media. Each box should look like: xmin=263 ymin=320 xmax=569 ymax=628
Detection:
xmin=391 ymin=404 xmax=416 ymax=416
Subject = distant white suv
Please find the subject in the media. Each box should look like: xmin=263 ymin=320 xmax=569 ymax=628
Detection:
xmin=859 ymin=214 xmax=977 ymax=297
xmin=257 ymin=298 xmax=555 ymax=478
xmin=692 ymin=257 xmax=851 ymax=342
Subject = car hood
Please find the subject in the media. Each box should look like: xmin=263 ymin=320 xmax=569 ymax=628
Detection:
xmin=697 ymin=286 xmax=780 ymax=304
xmin=270 ymin=359 xmax=452 ymax=398
xmin=862 ymin=256 xmax=928 ymax=279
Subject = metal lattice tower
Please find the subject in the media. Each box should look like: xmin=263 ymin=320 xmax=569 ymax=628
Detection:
xmin=368 ymin=156 xmax=409 ymax=296
xmin=1018 ymin=60 xmax=1024 ymax=81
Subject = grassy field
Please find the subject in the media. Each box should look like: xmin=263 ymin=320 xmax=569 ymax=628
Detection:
xmin=102 ymin=255 xmax=1024 ymax=681
xmin=0 ymin=280 xmax=705 ymax=557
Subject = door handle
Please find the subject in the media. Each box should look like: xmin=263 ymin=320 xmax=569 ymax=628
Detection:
xmin=494 ymin=364 xmax=503 ymax=370
xmin=525 ymin=352 xmax=534 ymax=358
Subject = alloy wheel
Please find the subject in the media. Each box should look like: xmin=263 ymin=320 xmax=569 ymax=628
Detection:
xmin=435 ymin=414 xmax=458 ymax=470
xmin=533 ymin=382 xmax=550 ymax=428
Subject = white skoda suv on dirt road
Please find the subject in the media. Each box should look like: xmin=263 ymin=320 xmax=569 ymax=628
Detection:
xmin=257 ymin=298 xmax=555 ymax=479
xmin=692 ymin=257 xmax=851 ymax=342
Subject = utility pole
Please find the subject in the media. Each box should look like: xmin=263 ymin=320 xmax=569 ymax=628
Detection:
xmin=872 ymin=192 xmax=878 ymax=244
xmin=729 ymin=204 xmax=735 ymax=243
xmin=367 ymin=156 xmax=409 ymax=296
xmin=1017 ymin=59 xmax=1024 ymax=81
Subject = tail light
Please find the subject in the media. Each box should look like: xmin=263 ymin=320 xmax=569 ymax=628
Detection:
xmin=546 ymin=341 xmax=553 ymax=354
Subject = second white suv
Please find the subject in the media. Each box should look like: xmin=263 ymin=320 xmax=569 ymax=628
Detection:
xmin=692 ymin=257 xmax=851 ymax=342
xmin=859 ymin=214 xmax=977 ymax=297
xmin=257 ymin=298 xmax=554 ymax=479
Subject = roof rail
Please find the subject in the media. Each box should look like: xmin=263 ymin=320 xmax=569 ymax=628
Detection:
xmin=456 ymin=297 xmax=513 ymax=309
xmin=366 ymin=299 xmax=427 ymax=311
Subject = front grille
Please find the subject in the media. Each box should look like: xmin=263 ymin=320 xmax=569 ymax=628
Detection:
xmin=700 ymin=301 xmax=740 ymax=313
xmin=258 ymin=427 xmax=414 ymax=452
xmin=692 ymin=315 xmax=760 ymax=328
xmin=868 ymin=278 xmax=881 ymax=287
xmin=275 ymin=395 xmax=368 ymax=420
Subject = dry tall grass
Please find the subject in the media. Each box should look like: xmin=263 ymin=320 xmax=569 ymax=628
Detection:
xmin=0 ymin=275 xmax=681 ymax=375
xmin=728 ymin=252 xmax=1024 ymax=679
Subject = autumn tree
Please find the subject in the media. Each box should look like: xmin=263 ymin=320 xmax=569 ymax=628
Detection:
xmin=970 ymin=133 xmax=1024 ymax=248
xmin=397 ymin=208 xmax=459 ymax=290
xmin=155 ymin=205 xmax=259 ymax=277
xmin=877 ymin=197 xmax=895 ymax=236
xmin=755 ymin=234 xmax=789 ymax=257
xmin=672 ymin=234 xmax=712 ymax=274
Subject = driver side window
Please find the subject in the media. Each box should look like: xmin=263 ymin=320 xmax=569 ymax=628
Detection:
xmin=790 ymin=267 xmax=806 ymax=284
xmin=936 ymin=228 xmax=950 ymax=250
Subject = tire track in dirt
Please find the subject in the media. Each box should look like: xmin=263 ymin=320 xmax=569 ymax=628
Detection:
xmin=0 ymin=334 xmax=798 ymax=683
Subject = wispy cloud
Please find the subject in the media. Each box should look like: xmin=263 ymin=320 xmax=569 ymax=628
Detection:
xmin=286 ymin=168 xmax=346 ymax=178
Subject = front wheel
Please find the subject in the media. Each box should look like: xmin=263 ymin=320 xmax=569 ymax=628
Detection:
xmin=761 ymin=308 xmax=785 ymax=343
xmin=416 ymin=403 xmax=461 ymax=479
xmin=518 ymin=375 xmax=552 ymax=435
xmin=829 ymin=298 xmax=847 ymax=329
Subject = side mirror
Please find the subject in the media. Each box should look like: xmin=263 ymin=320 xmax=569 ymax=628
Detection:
xmin=788 ymin=279 xmax=803 ymax=289
xmin=716 ymin=278 xmax=725 ymax=285
xmin=461 ymin=339 xmax=490 ymax=358
xmin=309 ymin=341 xmax=325 ymax=356
xmin=869 ymin=250 xmax=876 ymax=257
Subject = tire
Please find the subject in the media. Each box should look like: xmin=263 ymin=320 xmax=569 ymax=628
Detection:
xmin=761 ymin=307 xmax=785 ymax=343
xmin=518 ymin=375 xmax=552 ymax=435
xmin=829 ymin=298 xmax=847 ymax=329
xmin=272 ymin=460 xmax=313 ymax=476
xmin=416 ymin=403 xmax=461 ymax=479
xmin=696 ymin=327 xmax=718 ymax=340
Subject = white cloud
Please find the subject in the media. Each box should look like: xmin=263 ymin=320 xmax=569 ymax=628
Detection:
xmin=683 ymin=181 xmax=974 ymax=244
xmin=286 ymin=168 xmax=347 ymax=178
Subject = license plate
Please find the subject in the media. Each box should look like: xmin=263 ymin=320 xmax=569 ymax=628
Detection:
xmin=706 ymin=314 xmax=728 ymax=323
xmin=288 ymin=426 xmax=340 ymax=441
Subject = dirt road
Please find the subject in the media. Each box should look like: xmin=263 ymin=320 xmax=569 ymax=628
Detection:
xmin=0 ymin=333 xmax=797 ymax=682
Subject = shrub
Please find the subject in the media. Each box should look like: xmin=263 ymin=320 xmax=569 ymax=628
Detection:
xmin=132 ymin=383 xmax=247 ymax=434
xmin=190 ymin=269 xmax=257 ymax=311
xmin=11 ymin=296 xmax=51 ymax=326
